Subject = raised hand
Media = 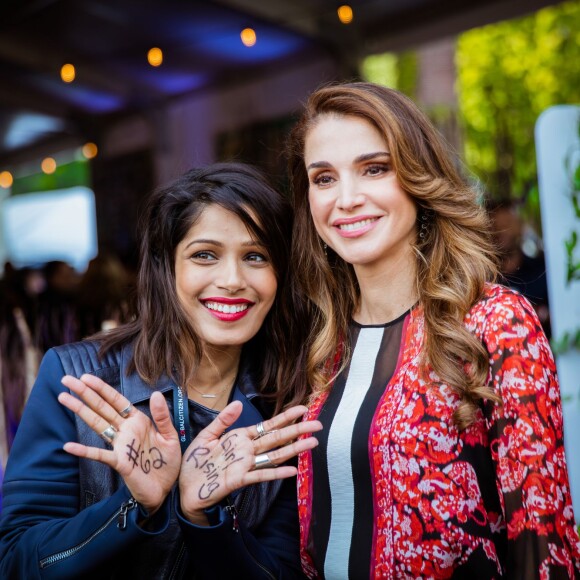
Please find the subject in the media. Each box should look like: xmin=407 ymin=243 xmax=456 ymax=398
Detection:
xmin=58 ymin=374 xmax=182 ymax=514
xmin=178 ymin=401 xmax=322 ymax=524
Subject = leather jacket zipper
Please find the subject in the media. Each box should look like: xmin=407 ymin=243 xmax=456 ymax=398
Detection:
xmin=226 ymin=499 xmax=275 ymax=580
xmin=168 ymin=542 xmax=187 ymax=580
xmin=237 ymin=487 xmax=251 ymax=522
xmin=39 ymin=498 xmax=138 ymax=569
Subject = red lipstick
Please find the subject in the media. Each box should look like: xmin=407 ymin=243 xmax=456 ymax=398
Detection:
xmin=200 ymin=297 xmax=254 ymax=322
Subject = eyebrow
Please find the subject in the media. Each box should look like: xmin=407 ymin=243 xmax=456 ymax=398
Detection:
xmin=307 ymin=151 xmax=390 ymax=170
xmin=183 ymin=238 xmax=264 ymax=250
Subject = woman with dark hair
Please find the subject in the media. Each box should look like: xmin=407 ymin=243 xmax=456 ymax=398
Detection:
xmin=0 ymin=162 xmax=321 ymax=579
xmin=286 ymin=83 xmax=580 ymax=578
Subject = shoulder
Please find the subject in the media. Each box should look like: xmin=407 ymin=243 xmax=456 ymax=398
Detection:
xmin=466 ymin=284 xmax=554 ymax=374
xmin=52 ymin=339 xmax=123 ymax=379
xmin=466 ymin=283 xmax=540 ymax=335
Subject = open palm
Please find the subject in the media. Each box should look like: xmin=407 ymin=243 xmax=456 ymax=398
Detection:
xmin=179 ymin=401 xmax=322 ymax=522
xmin=59 ymin=374 xmax=181 ymax=514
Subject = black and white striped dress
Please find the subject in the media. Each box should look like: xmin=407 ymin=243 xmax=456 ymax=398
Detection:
xmin=310 ymin=310 xmax=408 ymax=579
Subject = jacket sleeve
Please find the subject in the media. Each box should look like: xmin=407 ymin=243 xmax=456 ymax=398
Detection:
xmin=176 ymin=477 xmax=306 ymax=579
xmin=479 ymin=289 xmax=580 ymax=578
xmin=0 ymin=349 xmax=171 ymax=580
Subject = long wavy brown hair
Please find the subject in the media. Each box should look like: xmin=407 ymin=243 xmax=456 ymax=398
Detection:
xmin=98 ymin=162 xmax=293 ymax=403
xmin=285 ymin=82 xmax=499 ymax=429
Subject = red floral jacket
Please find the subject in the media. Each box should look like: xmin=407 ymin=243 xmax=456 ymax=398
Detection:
xmin=298 ymin=285 xmax=580 ymax=578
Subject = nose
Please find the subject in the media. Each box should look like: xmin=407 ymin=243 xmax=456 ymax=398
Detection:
xmin=216 ymin=258 xmax=247 ymax=294
xmin=336 ymin=176 xmax=364 ymax=211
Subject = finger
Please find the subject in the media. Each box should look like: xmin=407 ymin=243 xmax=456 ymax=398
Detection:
xmin=253 ymin=420 xmax=322 ymax=453
xmin=58 ymin=391 xmax=116 ymax=442
xmin=249 ymin=405 xmax=309 ymax=439
xmin=257 ymin=435 xmax=319 ymax=467
xmin=241 ymin=465 xmax=298 ymax=486
xmin=150 ymin=391 xmax=178 ymax=440
xmin=196 ymin=401 xmax=244 ymax=442
xmin=61 ymin=375 xmax=123 ymax=427
xmin=79 ymin=374 xmax=134 ymax=418
xmin=63 ymin=441 xmax=116 ymax=466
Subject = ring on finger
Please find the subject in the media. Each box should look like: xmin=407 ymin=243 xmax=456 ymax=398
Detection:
xmin=253 ymin=421 xmax=266 ymax=440
xmin=254 ymin=453 xmax=277 ymax=470
xmin=100 ymin=424 xmax=118 ymax=444
xmin=119 ymin=404 xmax=134 ymax=418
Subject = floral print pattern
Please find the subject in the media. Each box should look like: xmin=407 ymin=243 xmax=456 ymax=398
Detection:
xmin=298 ymin=285 xmax=580 ymax=578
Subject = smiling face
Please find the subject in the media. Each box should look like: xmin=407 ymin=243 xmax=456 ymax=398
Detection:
xmin=304 ymin=114 xmax=417 ymax=274
xmin=174 ymin=204 xmax=277 ymax=355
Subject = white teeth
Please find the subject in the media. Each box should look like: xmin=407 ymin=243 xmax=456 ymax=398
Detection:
xmin=204 ymin=301 xmax=249 ymax=314
xmin=338 ymin=218 xmax=376 ymax=231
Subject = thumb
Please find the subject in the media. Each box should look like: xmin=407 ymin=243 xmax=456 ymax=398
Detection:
xmin=198 ymin=400 xmax=244 ymax=442
xmin=150 ymin=391 xmax=178 ymax=440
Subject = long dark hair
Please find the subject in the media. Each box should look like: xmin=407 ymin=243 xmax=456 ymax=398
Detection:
xmin=99 ymin=162 xmax=293 ymax=400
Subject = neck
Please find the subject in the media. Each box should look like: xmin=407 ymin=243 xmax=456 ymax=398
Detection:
xmin=352 ymin=252 xmax=417 ymax=325
xmin=187 ymin=346 xmax=242 ymax=396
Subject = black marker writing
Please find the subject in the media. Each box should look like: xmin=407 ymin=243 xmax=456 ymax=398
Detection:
xmin=126 ymin=439 xmax=140 ymax=468
xmin=186 ymin=437 xmax=245 ymax=501
xmin=126 ymin=439 xmax=166 ymax=473
xmin=150 ymin=446 xmax=167 ymax=469
xmin=186 ymin=446 xmax=210 ymax=468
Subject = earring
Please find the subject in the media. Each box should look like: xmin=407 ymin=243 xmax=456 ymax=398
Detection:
xmin=323 ymin=242 xmax=328 ymax=257
xmin=418 ymin=209 xmax=432 ymax=239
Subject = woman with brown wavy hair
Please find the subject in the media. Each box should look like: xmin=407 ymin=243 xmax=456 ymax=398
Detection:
xmin=286 ymin=82 xmax=580 ymax=578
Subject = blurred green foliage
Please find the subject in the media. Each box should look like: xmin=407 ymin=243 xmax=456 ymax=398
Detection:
xmin=11 ymin=160 xmax=90 ymax=196
xmin=456 ymin=0 xmax=580 ymax=206
xmin=361 ymin=50 xmax=418 ymax=100
xmin=363 ymin=0 xmax=580 ymax=230
xmin=564 ymin=116 xmax=580 ymax=286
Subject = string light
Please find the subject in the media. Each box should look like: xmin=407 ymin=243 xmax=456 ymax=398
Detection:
xmin=82 ymin=142 xmax=98 ymax=159
xmin=0 ymin=171 xmax=13 ymax=188
xmin=60 ymin=63 xmax=76 ymax=83
xmin=337 ymin=5 xmax=354 ymax=24
xmin=147 ymin=47 xmax=163 ymax=67
xmin=240 ymin=28 xmax=257 ymax=47
xmin=41 ymin=157 xmax=57 ymax=174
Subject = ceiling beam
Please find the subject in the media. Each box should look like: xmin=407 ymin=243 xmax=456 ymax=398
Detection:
xmin=210 ymin=0 xmax=321 ymax=37
xmin=0 ymin=34 xmax=135 ymax=100
xmin=0 ymin=75 xmax=72 ymax=118
xmin=364 ymin=0 xmax=561 ymax=54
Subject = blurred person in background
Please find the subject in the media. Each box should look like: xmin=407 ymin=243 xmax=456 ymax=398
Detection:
xmin=487 ymin=199 xmax=551 ymax=338
xmin=37 ymin=260 xmax=80 ymax=352
xmin=1 ymin=263 xmax=45 ymax=343
xmin=0 ymin=163 xmax=321 ymax=578
xmin=76 ymin=253 xmax=133 ymax=337
xmin=0 ymin=267 xmax=40 ymax=477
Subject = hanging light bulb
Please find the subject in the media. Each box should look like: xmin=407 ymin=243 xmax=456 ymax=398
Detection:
xmin=82 ymin=142 xmax=98 ymax=159
xmin=240 ymin=28 xmax=257 ymax=47
xmin=41 ymin=157 xmax=57 ymax=174
xmin=61 ymin=63 xmax=76 ymax=83
xmin=0 ymin=171 xmax=13 ymax=188
xmin=337 ymin=5 xmax=354 ymax=24
xmin=147 ymin=47 xmax=163 ymax=67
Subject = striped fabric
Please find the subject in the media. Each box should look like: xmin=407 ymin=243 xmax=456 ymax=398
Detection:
xmin=310 ymin=313 xmax=407 ymax=579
